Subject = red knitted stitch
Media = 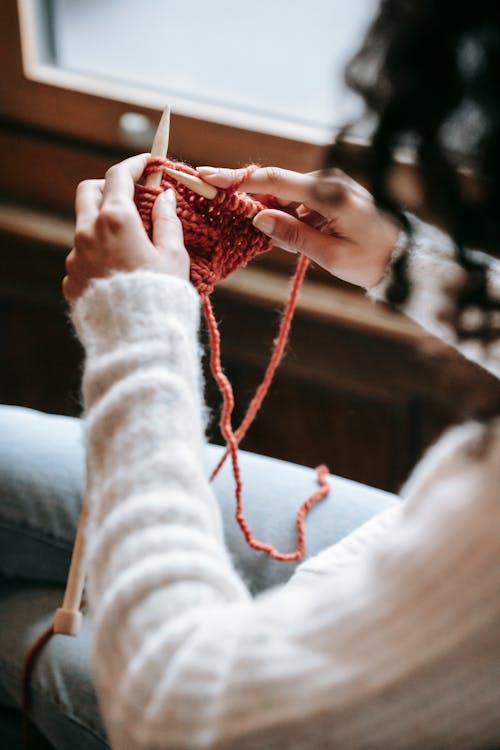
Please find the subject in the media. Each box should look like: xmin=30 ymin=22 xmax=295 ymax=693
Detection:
xmin=136 ymin=159 xmax=274 ymax=295
xmin=135 ymin=158 xmax=331 ymax=561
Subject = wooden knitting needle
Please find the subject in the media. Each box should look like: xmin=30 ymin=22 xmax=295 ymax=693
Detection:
xmin=163 ymin=166 xmax=218 ymax=199
xmin=143 ymin=107 xmax=255 ymax=212
xmin=145 ymin=105 xmax=171 ymax=187
xmin=53 ymin=107 xmax=173 ymax=637
xmin=53 ymin=501 xmax=88 ymax=635
xmin=143 ymin=108 xmax=244 ymax=206
xmin=143 ymin=108 xmax=217 ymax=200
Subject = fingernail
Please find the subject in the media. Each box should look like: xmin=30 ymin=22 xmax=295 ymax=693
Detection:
xmin=253 ymin=214 xmax=275 ymax=235
xmin=163 ymin=187 xmax=176 ymax=205
xmin=196 ymin=166 xmax=218 ymax=175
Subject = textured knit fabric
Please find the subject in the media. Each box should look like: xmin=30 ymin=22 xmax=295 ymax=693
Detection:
xmin=71 ymin=216 xmax=500 ymax=750
xmin=135 ymin=160 xmax=274 ymax=296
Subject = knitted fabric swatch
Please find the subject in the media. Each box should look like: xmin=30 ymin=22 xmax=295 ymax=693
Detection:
xmin=135 ymin=157 xmax=330 ymax=561
xmin=136 ymin=159 xmax=274 ymax=295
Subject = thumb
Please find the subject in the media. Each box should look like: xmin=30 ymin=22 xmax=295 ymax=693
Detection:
xmin=151 ymin=188 xmax=185 ymax=253
xmin=252 ymin=209 xmax=340 ymax=271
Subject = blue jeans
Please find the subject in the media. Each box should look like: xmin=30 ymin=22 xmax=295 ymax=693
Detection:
xmin=0 ymin=405 xmax=396 ymax=749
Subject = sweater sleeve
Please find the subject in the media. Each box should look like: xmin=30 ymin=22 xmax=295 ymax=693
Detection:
xmin=291 ymin=217 xmax=500 ymax=592
xmin=286 ymin=502 xmax=401 ymax=589
xmin=368 ymin=215 xmax=500 ymax=378
xmin=72 ymin=270 xmax=500 ymax=750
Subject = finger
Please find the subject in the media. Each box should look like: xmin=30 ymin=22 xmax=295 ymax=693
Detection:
xmin=75 ymin=180 xmax=103 ymax=235
xmin=151 ymin=189 xmax=186 ymax=253
xmin=308 ymin=167 xmax=371 ymax=200
xmin=198 ymin=166 xmax=346 ymax=215
xmin=101 ymin=153 xmax=151 ymax=207
xmin=197 ymin=166 xmax=312 ymax=197
xmin=62 ymin=274 xmax=81 ymax=304
xmin=314 ymin=172 xmax=371 ymax=207
xmin=253 ymin=193 xmax=300 ymax=210
xmin=252 ymin=209 xmax=342 ymax=272
xmin=65 ymin=248 xmax=77 ymax=274
xmin=196 ymin=166 xmax=243 ymax=188
xmin=198 ymin=165 xmax=366 ymax=211
xmin=295 ymin=206 xmax=345 ymax=237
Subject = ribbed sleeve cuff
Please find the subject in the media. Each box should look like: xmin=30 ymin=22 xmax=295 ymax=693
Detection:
xmin=367 ymin=227 xmax=412 ymax=303
xmin=71 ymin=271 xmax=200 ymax=356
xmin=367 ymin=213 xmax=465 ymax=306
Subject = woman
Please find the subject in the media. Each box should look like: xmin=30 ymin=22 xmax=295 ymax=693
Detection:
xmin=7 ymin=0 xmax=500 ymax=747
xmin=62 ymin=168 xmax=500 ymax=748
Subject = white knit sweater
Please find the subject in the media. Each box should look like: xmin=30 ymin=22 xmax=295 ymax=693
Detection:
xmin=72 ymin=217 xmax=500 ymax=750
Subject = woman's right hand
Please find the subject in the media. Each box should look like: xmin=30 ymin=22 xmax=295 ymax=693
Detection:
xmin=197 ymin=166 xmax=401 ymax=289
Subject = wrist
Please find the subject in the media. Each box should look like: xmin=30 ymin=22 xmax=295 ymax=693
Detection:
xmin=367 ymin=226 xmax=411 ymax=300
xmin=71 ymin=270 xmax=199 ymax=357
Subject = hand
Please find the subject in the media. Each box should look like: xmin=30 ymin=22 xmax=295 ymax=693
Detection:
xmin=197 ymin=165 xmax=400 ymax=288
xmin=63 ymin=154 xmax=190 ymax=303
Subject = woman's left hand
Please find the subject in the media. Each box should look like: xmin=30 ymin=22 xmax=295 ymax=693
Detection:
xmin=63 ymin=154 xmax=190 ymax=303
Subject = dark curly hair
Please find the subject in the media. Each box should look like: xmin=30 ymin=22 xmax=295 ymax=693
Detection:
xmin=326 ymin=0 xmax=500 ymax=344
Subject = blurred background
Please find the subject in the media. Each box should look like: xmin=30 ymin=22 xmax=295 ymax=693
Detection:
xmin=1 ymin=0 xmax=498 ymax=492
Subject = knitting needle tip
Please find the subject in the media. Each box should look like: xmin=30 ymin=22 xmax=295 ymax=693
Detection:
xmin=145 ymin=105 xmax=171 ymax=187
xmin=163 ymin=166 xmax=218 ymax=199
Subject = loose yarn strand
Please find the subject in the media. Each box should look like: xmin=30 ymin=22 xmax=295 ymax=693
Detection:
xmin=135 ymin=157 xmax=331 ymax=562
xmin=21 ymin=624 xmax=54 ymax=748
xmin=210 ymin=253 xmax=310 ymax=481
xmin=202 ymin=290 xmax=329 ymax=562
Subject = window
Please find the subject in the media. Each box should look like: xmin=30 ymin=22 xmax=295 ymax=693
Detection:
xmin=1 ymin=0 xmax=377 ymax=167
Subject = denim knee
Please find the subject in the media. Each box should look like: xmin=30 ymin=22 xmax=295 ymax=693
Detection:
xmin=0 ymin=406 xmax=85 ymax=585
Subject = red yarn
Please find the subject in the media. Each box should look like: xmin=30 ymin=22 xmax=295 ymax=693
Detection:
xmin=21 ymin=606 xmax=85 ymax=749
xmin=209 ymin=252 xmax=310 ymax=482
xmin=21 ymin=624 xmax=54 ymax=748
xmin=135 ymin=158 xmax=331 ymax=561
